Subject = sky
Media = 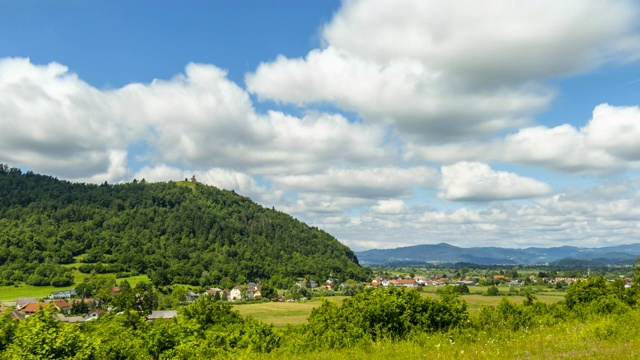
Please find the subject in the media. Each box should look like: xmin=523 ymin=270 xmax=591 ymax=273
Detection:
xmin=2 ymin=0 xmax=640 ymax=251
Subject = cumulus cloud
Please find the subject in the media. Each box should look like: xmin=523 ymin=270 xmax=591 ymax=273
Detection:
xmin=247 ymin=0 xmax=640 ymax=141
xmin=247 ymin=46 xmax=546 ymax=141
xmin=0 ymin=57 xmax=391 ymax=182
xmin=271 ymin=166 xmax=439 ymax=199
xmin=405 ymin=104 xmax=640 ymax=175
xmin=439 ymin=161 xmax=552 ymax=201
xmin=323 ymin=0 xmax=640 ymax=82
xmin=0 ymin=58 xmax=128 ymax=181
xmin=370 ymin=199 xmax=409 ymax=214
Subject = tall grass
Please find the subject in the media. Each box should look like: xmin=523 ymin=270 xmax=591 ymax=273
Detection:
xmin=255 ymin=310 xmax=640 ymax=359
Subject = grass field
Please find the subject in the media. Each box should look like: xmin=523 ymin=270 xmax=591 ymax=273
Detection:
xmin=259 ymin=310 xmax=640 ymax=359
xmin=0 ymin=274 xmax=150 ymax=303
xmin=232 ymin=288 xmax=566 ymax=326
xmin=234 ymin=297 xmax=349 ymax=326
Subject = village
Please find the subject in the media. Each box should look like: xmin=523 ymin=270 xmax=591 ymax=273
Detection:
xmin=2 ymin=271 xmax=627 ymax=324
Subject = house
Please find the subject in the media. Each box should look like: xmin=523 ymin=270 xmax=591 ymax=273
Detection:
xmin=83 ymin=309 xmax=103 ymax=321
xmin=111 ymin=286 xmax=121 ymax=295
xmin=455 ymin=280 xmax=476 ymax=286
xmin=229 ymin=286 xmax=243 ymax=302
xmin=21 ymin=302 xmax=51 ymax=316
xmin=71 ymin=298 xmax=98 ymax=306
xmin=147 ymin=310 xmax=177 ymax=321
xmin=508 ymin=280 xmax=522 ymax=287
xmin=205 ymin=288 xmax=223 ymax=298
xmin=50 ymin=289 xmax=76 ymax=300
xmin=248 ymin=284 xmax=262 ymax=300
xmin=186 ymin=291 xmax=200 ymax=302
xmin=16 ymin=298 xmax=37 ymax=310
xmin=51 ymin=299 xmax=72 ymax=314
xmin=326 ymin=278 xmax=336 ymax=289
xmin=414 ymin=275 xmax=428 ymax=285
xmin=389 ymin=279 xmax=417 ymax=288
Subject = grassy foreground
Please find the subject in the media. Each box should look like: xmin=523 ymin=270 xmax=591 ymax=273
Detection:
xmin=233 ymin=291 xmax=565 ymax=326
xmin=257 ymin=310 xmax=640 ymax=359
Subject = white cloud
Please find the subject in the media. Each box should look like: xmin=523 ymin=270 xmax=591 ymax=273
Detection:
xmin=584 ymin=104 xmax=640 ymax=161
xmin=271 ymin=166 xmax=438 ymax=199
xmin=323 ymin=0 xmax=640 ymax=82
xmin=405 ymin=104 xmax=640 ymax=175
xmin=0 ymin=58 xmax=128 ymax=181
xmin=370 ymin=199 xmax=408 ymax=214
xmin=0 ymin=58 xmax=392 ymax=182
xmin=247 ymin=46 xmax=546 ymax=141
xmin=247 ymin=0 xmax=640 ymax=141
xmin=439 ymin=161 xmax=552 ymax=201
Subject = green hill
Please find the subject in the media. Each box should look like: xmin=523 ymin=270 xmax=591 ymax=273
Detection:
xmin=0 ymin=165 xmax=366 ymax=288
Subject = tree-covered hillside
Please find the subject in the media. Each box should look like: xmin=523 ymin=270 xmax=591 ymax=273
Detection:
xmin=0 ymin=165 xmax=366 ymax=287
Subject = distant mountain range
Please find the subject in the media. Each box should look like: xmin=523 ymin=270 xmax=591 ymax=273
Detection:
xmin=355 ymin=242 xmax=640 ymax=266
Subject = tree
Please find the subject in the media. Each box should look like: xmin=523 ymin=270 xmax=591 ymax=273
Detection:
xmin=486 ymin=285 xmax=500 ymax=296
xmin=180 ymin=294 xmax=242 ymax=330
xmin=564 ymin=276 xmax=609 ymax=310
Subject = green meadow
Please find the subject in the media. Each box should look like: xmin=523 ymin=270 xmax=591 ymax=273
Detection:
xmin=0 ymin=274 xmax=150 ymax=303
xmin=232 ymin=288 xmax=566 ymax=326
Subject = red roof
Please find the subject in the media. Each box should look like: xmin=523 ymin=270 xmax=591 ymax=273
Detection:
xmin=52 ymin=300 xmax=71 ymax=309
xmin=390 ymin=279 xmax=416 ymax=285
xmin=22 ymin=302 xmax=50 ymax=313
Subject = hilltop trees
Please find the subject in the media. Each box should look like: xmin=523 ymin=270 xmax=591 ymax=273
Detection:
xmin=0 ymin=165 xmax=368 ymax=288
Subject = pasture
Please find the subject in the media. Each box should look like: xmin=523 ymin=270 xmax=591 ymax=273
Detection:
xmin=233 ymin=287 xmax=565 ymax=326
xmin=0 ymin=274 xmax=150 ymax=303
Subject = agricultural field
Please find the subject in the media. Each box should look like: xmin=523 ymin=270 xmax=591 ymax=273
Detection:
xmin=259 ymin=310 xmax=640 ymax=359
xmin=234 ymin=297 xmax=347 ymax=326
xmin=0 ymin=274 xmax=150 ymax=303
xmin=232 ymin=287 xmax=566 ymax=326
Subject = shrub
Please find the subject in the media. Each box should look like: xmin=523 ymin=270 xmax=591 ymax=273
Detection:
xmin=486 ymin=285 xmax=500 ymax=296
xmin=303 ymin=287 xmax=469 ymax=349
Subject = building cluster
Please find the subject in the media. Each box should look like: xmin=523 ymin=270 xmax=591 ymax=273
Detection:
xmin=367 ymin=274 xmax=477 ymax=288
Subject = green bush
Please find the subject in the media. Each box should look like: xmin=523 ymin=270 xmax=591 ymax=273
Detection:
xmin=486 ymin=285 xmax=500 ymax=296
xmin=302 ymin=287 xmax=469 ymax=349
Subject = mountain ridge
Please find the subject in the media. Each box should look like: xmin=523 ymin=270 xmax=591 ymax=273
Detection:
xmin=356 ymin=242 xmax=640 ymax=265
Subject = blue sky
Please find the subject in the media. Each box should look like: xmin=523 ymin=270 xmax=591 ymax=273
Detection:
xmin=2 ymin=0 xmax=640 ymax=250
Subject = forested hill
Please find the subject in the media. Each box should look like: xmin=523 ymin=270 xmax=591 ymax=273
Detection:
xmin=0 ymin=165 xmax=366 ymax=288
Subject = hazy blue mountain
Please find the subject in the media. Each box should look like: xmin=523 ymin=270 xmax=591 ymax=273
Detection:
xmin=356 ymin=242 xmax=640 ymax=265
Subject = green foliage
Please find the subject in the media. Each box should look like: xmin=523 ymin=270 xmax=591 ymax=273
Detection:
xmin=341 ymin=282 xmax=363 ymax=296
xmin=302 ymin=287 xmax=469 ymax=349
xmin=288 ymin=284 xmax=312 ymax=300
xmin=0 ymin=166 xmax=367 ymax=287
xmin=564 ymin=276 xmax=610 ymax=309
xmin=437 ymin=284 xmax=469 ymax=297
xmin=0 ymin=310 xmax=18 ymax=352
xmin=486 ymin=285 xmax=500 ymax=296
xmin=112 ymin=281 xmax=158 ymax=316
xmin=180 ymin=294 xmax=242 ymax=330
xmin=2 ymin=307 xmax=93 ymax=359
